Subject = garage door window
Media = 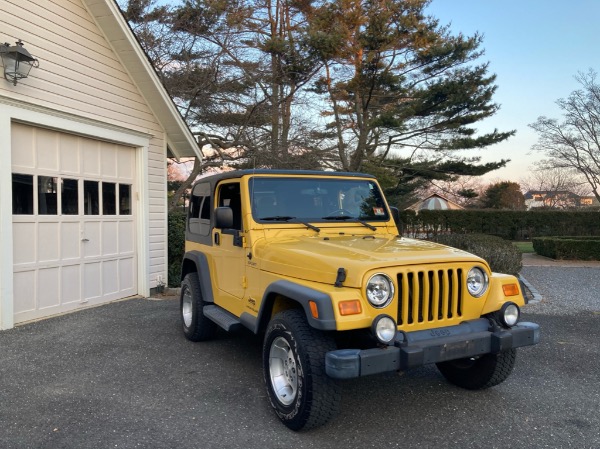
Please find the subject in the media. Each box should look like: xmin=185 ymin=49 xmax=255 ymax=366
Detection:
xmin=61 ymin=179 xmax=79 ymax=215
xmin=38 ymin=176 xmax=58 ymax=215
xmin=119 ymin=184 xmax=132 ymax=215
xmin=12 ymin=173 xmax=34 ymax=215
xmin=13 ymin=175 xmax=133 ymax=217
xmin=103 ymin=182 xmax=116 ymax=215
xmin=84 ymin=180 xmax=100 ymax=215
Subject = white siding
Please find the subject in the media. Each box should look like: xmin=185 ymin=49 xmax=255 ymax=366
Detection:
xmin=0 ymin=0 xmax=170 ymax=303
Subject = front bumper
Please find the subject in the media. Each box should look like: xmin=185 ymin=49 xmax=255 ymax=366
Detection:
xmin=325 ymin=319 xmax=540 ymax=379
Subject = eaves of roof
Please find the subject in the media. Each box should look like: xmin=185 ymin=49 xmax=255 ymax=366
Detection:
xmin=81 ymin=0 xmax=200 ymax=160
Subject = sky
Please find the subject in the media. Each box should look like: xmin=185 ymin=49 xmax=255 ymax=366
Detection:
xmin=425 ymin=0 xmax=599 ymax=184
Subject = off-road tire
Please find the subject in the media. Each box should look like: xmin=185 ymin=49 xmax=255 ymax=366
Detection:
xmin=436 ymin=348 xmax=517 ymax=390
xmin=180 ymin=272 xmax=217 ymax=342
xmin=263 ymin=309 xmax=341 ymax=431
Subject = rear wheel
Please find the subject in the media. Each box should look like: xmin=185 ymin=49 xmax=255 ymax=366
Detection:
xmin=263 ymin=309 xmax=341 ymax=430
xmin=436 ymin=349 xmax=517 ymax=390
xmin=180 ymin=272 xmax=217 ymax=342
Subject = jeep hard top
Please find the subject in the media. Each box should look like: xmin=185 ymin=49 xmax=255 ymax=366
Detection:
xmin=179 ymin=170 xmax=540 ymax=430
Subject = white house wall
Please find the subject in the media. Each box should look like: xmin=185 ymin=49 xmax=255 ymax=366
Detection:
xmin=0 ymin=0 xmax=172 ymax=328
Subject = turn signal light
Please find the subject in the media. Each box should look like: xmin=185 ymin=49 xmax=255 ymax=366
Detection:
xmin=309 ymin=300 xmax=319 ymax=319
xmin=338 ymin=300 xmax=362 ymax=316
xmin=502 ymin=283 xmax=520 ymax=296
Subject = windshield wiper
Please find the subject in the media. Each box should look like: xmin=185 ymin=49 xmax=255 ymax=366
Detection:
xmin=322 ymin=215 xmax=376 ymax=231
xmin=259 ymin=216 xmax=320 ymax=233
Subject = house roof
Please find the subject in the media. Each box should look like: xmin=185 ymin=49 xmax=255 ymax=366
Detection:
xmin=407 ymin=193 xmax=464 ymax=211
xmin=82 ymin=0 xmax=200 ymax=160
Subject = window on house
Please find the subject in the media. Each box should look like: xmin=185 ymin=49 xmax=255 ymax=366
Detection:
xmin=12 ymin=173 xmax=34 ymax=215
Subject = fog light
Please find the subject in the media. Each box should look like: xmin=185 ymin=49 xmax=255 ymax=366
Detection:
xmin=371 ymin=315 xmax=397 ymax=345
xmin=499 ymin=302 xmax=520 ymax=327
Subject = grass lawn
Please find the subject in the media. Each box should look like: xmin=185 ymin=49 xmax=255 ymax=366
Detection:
xmin=513 ymin=241 xmax=535 ymax=254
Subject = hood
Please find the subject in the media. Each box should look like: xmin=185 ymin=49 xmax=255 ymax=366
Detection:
xmin=255 ymin=234 xmax=485 ymax=287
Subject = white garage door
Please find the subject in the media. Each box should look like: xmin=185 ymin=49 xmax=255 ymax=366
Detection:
xmin=11 ymin=123 xmax=137 ymax=324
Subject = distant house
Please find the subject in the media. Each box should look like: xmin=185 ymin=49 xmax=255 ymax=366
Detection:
xmin=407 ymin=193 xmax=465 ymax=212
xmin=524 ymin=191 xmax=598 ymax=209
xmin=1 ymin=0 xmax=201 ymax=329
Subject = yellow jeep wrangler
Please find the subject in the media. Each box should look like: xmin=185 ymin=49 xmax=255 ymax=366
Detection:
xmin=179 ymin=170 xmax=540 ymax=430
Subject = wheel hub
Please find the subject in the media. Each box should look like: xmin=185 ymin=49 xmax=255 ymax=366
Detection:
xmin=182 ymin=288 xmax=193 ymax=327
xmin=269 ymin=336 xmax=298 ymax=406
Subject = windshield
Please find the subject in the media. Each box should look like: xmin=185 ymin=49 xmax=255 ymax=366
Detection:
xmin=249 ymin=177 xmax=390 ymax=223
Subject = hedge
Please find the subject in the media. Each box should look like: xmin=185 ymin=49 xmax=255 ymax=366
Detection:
xmin=532 ymin=236 xmax=600 ymax=260
xmin=400 ymin=209 xmax=600 ymax=240
xmin=428 ymin=234 xmax=522 ymax=275
xmin=168 ymin=211 xmax=187 ymax=287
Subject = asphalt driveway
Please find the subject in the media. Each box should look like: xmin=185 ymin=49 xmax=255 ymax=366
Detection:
xmin=1 ymin=265 xmax=600 ymax=449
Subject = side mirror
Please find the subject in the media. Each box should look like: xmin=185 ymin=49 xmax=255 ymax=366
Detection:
xmin=215 ymin=207 xmax=234 ymax=229
xmin=389 ymin=206 xmax=403 ymax=234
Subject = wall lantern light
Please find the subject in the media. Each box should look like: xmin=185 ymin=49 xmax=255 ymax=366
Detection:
xmin=0 ymin=39 xmax=39 ymax=85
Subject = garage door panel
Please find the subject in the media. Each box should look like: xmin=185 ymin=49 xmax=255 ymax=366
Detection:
xmin=103 ymin=260 xmax=119 ymax=295
xmin=11 ymin=123 xmax=35 ymax=170
xmin=100 ymin=142 xmax=118 ymax=178
xmin=61 ymin=265 xmax=81 ymax=305
xmin=59 ymin=133 xmax=80 ymax=174
xmin=83 ymin=222 xmax=102 ymax=258
xmin=37 ymin=268 xmax=61 ymax=309
xmin=117 ymin=149 xmax=135 ymax=180
xmin=84 ymin=262 xmax=102 ymax=301
xmin=38 ymin=222 xmax=60 ymax=263
xmin=102 ymin=221 xmax=119 ymax=256
xmin=119 ymin=258 xmax=135 ymax=291
xmin=118 ymin=221 xmax=135 ymax=253
xmin=13 ymin=222 xmax=37 ymax=265
xmin=82 ymin=139 xmax=100 ymax=177
xmin=36 ymin=128 xmax=59 ymax=172
xmin=13 ymin=271 xmax=36 ymax=314
xmin=61 ymin=222 xmax=81 ymax=261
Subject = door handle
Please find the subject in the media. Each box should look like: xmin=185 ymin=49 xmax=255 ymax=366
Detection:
xmin=81 ymin=238 xmax=90 ymax=242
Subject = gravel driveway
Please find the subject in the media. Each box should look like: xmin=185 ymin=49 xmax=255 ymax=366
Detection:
xmin=1 ymin=262 xmax=599 ymax=448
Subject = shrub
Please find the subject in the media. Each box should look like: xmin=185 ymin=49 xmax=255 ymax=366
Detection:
xmin=400 ymin=209 xmax=600 ymax=240
xmin=428 ymin=234 xmax=522 ymax=275
xmin=533 ymin=236 xmax=600 ymax=260
xmin=168 ymin=211 xmax=187 ymax=287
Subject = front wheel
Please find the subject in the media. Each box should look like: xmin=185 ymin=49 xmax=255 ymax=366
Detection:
xmin=436 ymin=349 xmax=517 ymax=390
xmin=180 ymin=272 xmax=217 ymax=342
xmin=263 ymin=309 xmax=341 ymax=431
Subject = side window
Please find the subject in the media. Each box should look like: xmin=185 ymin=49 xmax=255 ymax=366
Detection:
xmin=218 ymin=182 xmax=242 ymax=231
xmin=189 ymin=182 xmax=211 ymax=236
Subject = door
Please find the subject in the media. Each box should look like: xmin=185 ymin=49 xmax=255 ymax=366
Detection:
xmin=11 ymin=123 xmax=137 ymax=323
xmin=211 ymin=181 xmax=246 ymax=314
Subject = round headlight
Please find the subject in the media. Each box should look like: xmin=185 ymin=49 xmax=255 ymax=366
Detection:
xmin=500 ymin=302 xmax=520 ymax=327
xmin=371 ymin=315 xmax=397 ymax=344
xmin=366 ymin=274 xmax=395 ymax=307
xmin=466 ymin=267 xmax=489 ymax=298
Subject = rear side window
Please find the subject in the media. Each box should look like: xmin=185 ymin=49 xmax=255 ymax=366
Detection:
xmin=189 ymin=182 xmax=211 ymax=236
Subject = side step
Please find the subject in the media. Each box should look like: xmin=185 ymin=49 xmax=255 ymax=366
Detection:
xmin=203 ymin=305 xmax=243 ymax=332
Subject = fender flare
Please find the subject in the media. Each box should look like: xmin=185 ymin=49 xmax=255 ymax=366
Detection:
xmin=242 ymin=280 xmax=337 ymax=333
xmin=181 ymin=250 xmax=215 ymax=304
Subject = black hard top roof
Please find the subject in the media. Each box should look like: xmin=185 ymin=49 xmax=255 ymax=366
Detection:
xmin=194 ymin=169 xmax=376 ymax=187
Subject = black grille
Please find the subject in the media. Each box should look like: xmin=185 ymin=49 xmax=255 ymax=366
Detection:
xmin=397 ymin=268 xmax=463 ymax=325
